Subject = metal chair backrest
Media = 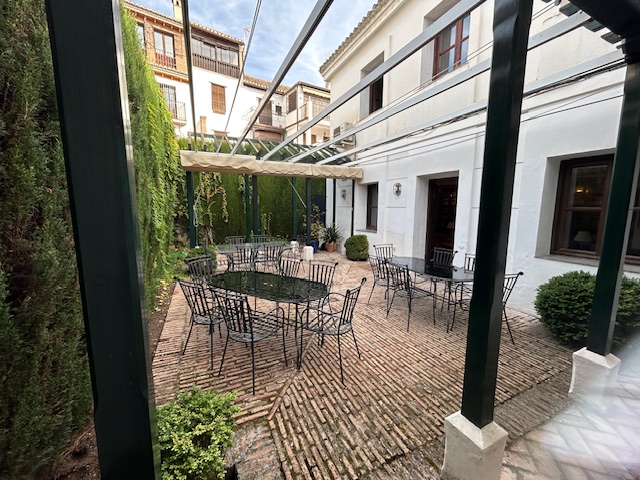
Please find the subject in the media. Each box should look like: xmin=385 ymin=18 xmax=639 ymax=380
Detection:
xmin=309 ymin=260 xmax=338 ymax=289
xmin=185 ymin=255 xmax=216 ymax=283
xmin=261 ymin=244 xmax=284 ymax=262
xmin=251 ymin=234 xmax=268 ymax=244
xmin=225 ymin=235 xmax=245 ymax=245
xmin=386 ymin=263 xmax=412 ymax=292
xmin=279 ymin=256 xmax=302 ymax=277
xmin=368 ymin=255 xmax=387 ymax=281
xmin=177 ymin=278 xmax=212 ymax=322
xmin=337 ymin=278 xmax=367 ymax=327
xmin=503 ymin=272 xmax=523 ymax=306
xmin=228 ymin=245 xmax=255 ymax=271
xmin=373 ymin=244 xmax=394 ymax=260
xmin=296 ymin=234 xmax=307 ymax=255
xmin=431 ymin=247 xmax=456 ymax=267
xmin=464 ymin=253 xmax=476 ymax=272
xmin=213 ymin=289 xmax=252 ymax=335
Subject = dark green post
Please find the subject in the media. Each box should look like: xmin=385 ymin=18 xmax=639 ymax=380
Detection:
xmin=588 ymin=63 xmax=640 ymax=355
xmin=187 ymin=171 xmax=196 ymax=248
xmin=244 ymin=174 xmax=251 ymax=241
xmin=292 ymin=177 xmax=298 ymax=239
xmin=252 ymin=175 xmax=259 ymax=237
xmin=306 ymin=178 xmax=312 ymax=243
xmin=460 ymin=0 xmax=533 ymax=428
xmin=45 ymin=1 xmax=160 ymax=477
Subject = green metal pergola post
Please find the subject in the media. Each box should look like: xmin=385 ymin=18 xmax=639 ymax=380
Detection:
xmin=460 ymin=0 xmax=533 ymax=428
xmin=244 ymin=174 xmax=251 ymax=241
xmin=252 ymin=175 xmax=259 ymax=236
xmin=45 ymin=1 xmax=160 ymax=477
xmin=187 ymin=171 xmax=196 ymax=248
xmin=306 ymin=178 xmax=312 ymax=243
xmin=292 ymin=177 xmax=298 ymax=239
xmin=587 ymin=62 xmax=640 ymax=355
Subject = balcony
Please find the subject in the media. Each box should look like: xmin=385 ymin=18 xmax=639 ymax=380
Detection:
xmin=192 ymin=53 xmax=240 ymax=78
xmin=154 ymin=50 xmax=176 ymax=69
xmin=257 ymin=112 xmax=285 ymax=128
xmin=166 ymin=100 xmax=186 ymax=123
xmin=300 ymin=100 xmax=329 ymax=121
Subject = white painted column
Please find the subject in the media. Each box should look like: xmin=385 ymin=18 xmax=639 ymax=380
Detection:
xmin=569 ymin=347 xmax=621 ymax=409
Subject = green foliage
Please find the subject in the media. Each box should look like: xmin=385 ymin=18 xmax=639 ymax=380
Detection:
xmin=322 ymin=224 xmax=343 ymax=244
xmin=121 ymin=4 xmax=182 ymax=310
xmin=344 ymin=235 xmax=369 ymax=261
xmin=0 ymin=0 xmax=91 ymax=476
xmin=535 ymin=271 xmax=640 ymax=346
xmin=158 ymin=388 xmax=240 ymax=480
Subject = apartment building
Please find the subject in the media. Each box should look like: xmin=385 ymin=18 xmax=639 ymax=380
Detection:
xmin=320 ymin=0 xmax=632 ymax=313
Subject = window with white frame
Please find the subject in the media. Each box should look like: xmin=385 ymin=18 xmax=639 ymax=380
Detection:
xmin=552 ymin=154 xmax=640 ymax=263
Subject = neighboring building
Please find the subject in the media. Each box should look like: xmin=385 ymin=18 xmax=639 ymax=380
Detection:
xmin=284 ymin=82 xmax=331 ymax=145
xmin=320 ymin=0 xmax=633 ymax=314
xmin=125 ymin=0 xmax=288 ymax=140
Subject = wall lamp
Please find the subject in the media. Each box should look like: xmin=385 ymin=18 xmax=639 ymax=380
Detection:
xmin=393 ymin=182 xmax=402 ymax=196
xmin=340 ymin=188 xmax=347 ymax=199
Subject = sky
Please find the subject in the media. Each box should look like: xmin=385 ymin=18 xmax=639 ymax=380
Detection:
xmin=135 ymin=0 xmax=376 ymax=86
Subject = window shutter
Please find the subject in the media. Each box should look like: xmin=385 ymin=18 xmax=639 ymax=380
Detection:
xmin=211 ymin=83 xmax=226 ymax=114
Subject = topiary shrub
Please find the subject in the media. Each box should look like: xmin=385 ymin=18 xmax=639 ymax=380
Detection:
xmin=534 ymin=270 xmax=640 ymax=346
xmin=344 ymin=235 xmax=369 ymax=261
xmin=157 ymin=387 xmax=240 ymax=480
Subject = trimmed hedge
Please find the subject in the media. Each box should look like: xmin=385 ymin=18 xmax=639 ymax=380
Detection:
xmin=344 ymin=235 xmax=369 ymax=261
xmin=534 ymin=270 xmax=640 ymax=346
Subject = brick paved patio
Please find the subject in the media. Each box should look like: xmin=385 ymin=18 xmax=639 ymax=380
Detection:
xmin=152 ymin=251 xmax=639 ymax=479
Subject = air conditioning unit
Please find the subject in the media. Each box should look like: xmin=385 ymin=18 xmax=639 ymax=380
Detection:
xmin=333 ymin=122 xmax=355 ymax=146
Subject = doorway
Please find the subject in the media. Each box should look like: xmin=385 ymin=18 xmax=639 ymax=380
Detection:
xmin=426 ymin=177 xmax=458 ymax=259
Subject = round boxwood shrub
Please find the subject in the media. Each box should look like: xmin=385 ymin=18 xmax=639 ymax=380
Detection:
xmin=534 ymin=270 xmax=640 ymax=346
xmin=344 ymin=234 xmax=369 ymax=261
xmin=157 ymin=387 xmax=240 ymax=480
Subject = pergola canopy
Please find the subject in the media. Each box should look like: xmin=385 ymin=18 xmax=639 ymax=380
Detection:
xmin=180 ymin=150 xmax=362 ymax=179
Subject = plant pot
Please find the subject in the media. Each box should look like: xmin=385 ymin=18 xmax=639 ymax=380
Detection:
xmin=325 ymin=242 xmax=336 ymax=253
xmin=309 ymin=239 xmax=319 ymax=253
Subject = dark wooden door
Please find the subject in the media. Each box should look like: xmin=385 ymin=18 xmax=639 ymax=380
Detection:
xmin=426 ymin=177 xmax=458 ymax=260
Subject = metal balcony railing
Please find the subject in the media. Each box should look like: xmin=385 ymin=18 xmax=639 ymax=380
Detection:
xmin=192 ymin=53 xmax=240 ymax=78
xmin=166 ymin=100 xmax=186 ymax=122
xmin=257 ymin=112 xmax=285 ymax=128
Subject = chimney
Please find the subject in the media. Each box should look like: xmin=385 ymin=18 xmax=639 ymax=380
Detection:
xmin=172 ymin=0 xmax=183 ymax=22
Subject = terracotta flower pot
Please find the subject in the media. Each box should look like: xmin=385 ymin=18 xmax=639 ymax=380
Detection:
xmin=326 ymin=242 xmax=336 ymax=252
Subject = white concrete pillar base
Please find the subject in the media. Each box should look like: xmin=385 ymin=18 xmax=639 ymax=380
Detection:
xmin=441 ymin=411 xmax=507 ymax=480
xmin=569 ymin=347 xmax=620 ymax=409
xmin=302 ymin=246 xmax=314 ymax=261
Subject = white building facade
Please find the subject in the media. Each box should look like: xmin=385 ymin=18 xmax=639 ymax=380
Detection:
xmin=320 ymin=0 xmax=637 ymax=314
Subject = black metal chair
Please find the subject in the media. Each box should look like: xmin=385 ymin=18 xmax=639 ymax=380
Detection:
xmin=279 ymin=255 xmax=303 ymax=277
xmin=176 ymin=278 xmax=223 ymax=369
xmin=386 ymin=263 xmax=435 ymax=331
xmin=296 ymin=234 xmax=308 ymax=257
xmin=463 ymin=253 xmax=476 ymax=272
xmin=184 ymin=254 xmax=216 ymax=284
xmin=227 ymin=245 xmax=256 ymax=271
xmin=255 ymin=243 xmax=285 ymax=272
xmin=224 ymin=235 xmax=246 ymax=245
xmin=450 ymin=271 xmax=523 ymax=344
xmin=212 ymin=288 xmax=287 ymax=394
xmin=301 ymin=278 xmax=367 ymax=385
xmin=373 ymin=243 xmax=394 ymax=260
xmin=367 ymin=255 xmax=389 ymax=304
xmin=429 ymin=247 xmax=457 ymax=310
xmin=308 ymin=259 xmax=338 ymax=290
xmin=251 ymin=234 xmax=268 ymax=244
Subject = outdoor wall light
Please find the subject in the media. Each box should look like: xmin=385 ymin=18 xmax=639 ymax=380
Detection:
xmin=393 ymin=183 xmax=402 ymax=196
xmin=340 ymin=188 xmax=347 ymax=199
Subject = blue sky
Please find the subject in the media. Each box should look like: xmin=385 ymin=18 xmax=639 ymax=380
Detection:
xmin=135 ymin=0 xmax=375 ymax=86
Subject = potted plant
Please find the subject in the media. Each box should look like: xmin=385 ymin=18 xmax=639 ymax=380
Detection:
xmin=322 ymin=224 xmax=343 ymax=253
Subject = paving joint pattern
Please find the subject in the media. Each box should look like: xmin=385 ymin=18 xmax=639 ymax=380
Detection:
xmin=152 ymin=252 xmax=639 ymax=479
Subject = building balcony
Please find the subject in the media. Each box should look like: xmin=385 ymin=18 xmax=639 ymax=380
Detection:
xmin=192 ymin=53 xmax=240 ymax=79
xmin=257 ymin=112 xmax=286 ymax=129
xmin=155 ymin=50 xmax=176 ymax=69
xmin=166 ymin=100 xmax=186 ymax=123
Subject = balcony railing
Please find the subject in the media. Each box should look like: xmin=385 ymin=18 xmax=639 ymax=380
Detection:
xmin=192 ymin=53 xmax=240 ymax=78
xmin=166 ymin=100 xmax=186 ymax=123
xmin=257 ymin=112 xmax=285 ymax=128
xmin=155 ymin=50 xmax=176 ymax=69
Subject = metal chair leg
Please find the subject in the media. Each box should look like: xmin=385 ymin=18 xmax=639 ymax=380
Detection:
xmin=209 ymin=323 xmax=214 ymax=370
xmin=503 ymin=307 xmax=515 ymax=344
xmin=250 ymin=341 xmax=256 ymax=395
xmin=337 ymin=333 xmax=344 ymax=386
xmin=217 ymin=334 xmax=230 ymax=377
xmin=182 ymin=321 xmax=194 ymax=354
xmin=351 ymin=329 xmax=361 ymax=359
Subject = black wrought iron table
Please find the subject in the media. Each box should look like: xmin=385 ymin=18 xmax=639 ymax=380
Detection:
xmin=208 ymin=271 xmax=328 ymax=366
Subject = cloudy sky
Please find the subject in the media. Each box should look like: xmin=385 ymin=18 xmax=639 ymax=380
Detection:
xmin=135 ymin=0 xmax=376 ymax=86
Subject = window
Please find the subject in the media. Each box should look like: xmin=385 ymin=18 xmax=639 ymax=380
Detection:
xmin=433 ymin=13 xmax=470 ymax=77
xmin=154 ymin=30 xmax=175 ymax=68
xmin=275 ymin=105 xmax=282 ymax=116
xmin=369 ymin=76 xmax=383 ymax=114
xmin=552 ymin=154 xmax=640 ymax=263
xmin=136 ymin=23 xmax=145 ymax=49
xmin=288 ymin=92 xmax=297 ymax=113
xmin=367 ymin=184 xmax=379 ymax=230
xmin=191 ymin=38 xmax=239 ymax=66
xmin=211 ymin=83 xmax=226 ymax=114
xmin=159 ymin=83 xmax=177 ymax=116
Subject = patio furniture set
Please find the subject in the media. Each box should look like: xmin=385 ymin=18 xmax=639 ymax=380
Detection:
xmin=369 ymin=244 xmax=522 ymax=343
xmin=177 ymin=237 xmax=366 ymax=393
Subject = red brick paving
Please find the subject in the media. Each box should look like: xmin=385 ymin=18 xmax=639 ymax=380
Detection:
xmin=152 ymin=252 xmax=639 ymax=479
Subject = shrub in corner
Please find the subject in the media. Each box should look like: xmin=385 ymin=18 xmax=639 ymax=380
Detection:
xmin=344 ymin=235 xmax=369 ymax=261
xmin=157 ymin=387 xmax=240 ymax=480
xmin=534 ymin=270 xmax=640 ymax=346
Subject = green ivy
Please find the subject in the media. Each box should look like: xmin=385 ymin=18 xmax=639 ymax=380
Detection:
xmin=535 ymin=270 xmax=640 ymax=346
xmin=158 ymin=388 xmax=240 ymax=480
